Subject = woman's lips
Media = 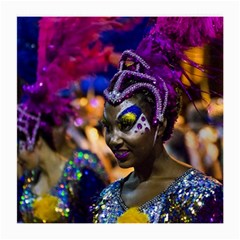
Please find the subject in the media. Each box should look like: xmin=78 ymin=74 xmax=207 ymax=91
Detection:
xmin=114 ymin=150 xmax=130 ymax=161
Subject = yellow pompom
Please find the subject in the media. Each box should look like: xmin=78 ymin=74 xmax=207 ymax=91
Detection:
xmin=33 ymin=194 xmax=61 ymax=223
xmin=117 ymin=207 xmax=149 ymax=223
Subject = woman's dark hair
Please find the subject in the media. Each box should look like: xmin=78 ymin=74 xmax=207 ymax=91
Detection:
xmin=136 ymin=87 xmax=182 ymax=143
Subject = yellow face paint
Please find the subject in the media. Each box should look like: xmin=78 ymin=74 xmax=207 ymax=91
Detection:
xmin=101 ymin=103 xmax=151 ymax=135
xmin=121 ymin=112 xmax=137 ymax=125
xmin=117 ymin=105 xmax=141 ymax=131
xmin=117 ymin=104 xmax=151 ymax=134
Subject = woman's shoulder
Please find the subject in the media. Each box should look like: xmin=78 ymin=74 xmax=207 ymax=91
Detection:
xmin=70 ymin=148 xmax=100 ymax=166
xmin=171 ymin=168 xmax=223 ymax=195
xmin=185 ymin=168 xmax=222 ymax=188
xmin=100 ymin=171 xmax=134 ymax=197
xmin=99 ymin=178 xmax=123 ymax=197
xmin=160 ymin=168 xmax=223 ymax=222
xmin=64 ymin=148 xmax=109 ymax=183
xmin=164 ymin=168 xmax=223 ymax=209
xmin=182 ymin=168 xmax=223 ymax=222
xmin=91 ymin=178 xmax=123 ymax=212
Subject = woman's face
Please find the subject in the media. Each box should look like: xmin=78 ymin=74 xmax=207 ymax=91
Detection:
xmin=102 ymin=96 xmax=159 ymax=169
xmin=18 ymin=141 xmax=39 ymax=171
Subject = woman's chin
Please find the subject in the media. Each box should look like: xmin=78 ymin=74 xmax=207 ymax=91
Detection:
xmin=117 ymin=160 xmax=133 ymax=169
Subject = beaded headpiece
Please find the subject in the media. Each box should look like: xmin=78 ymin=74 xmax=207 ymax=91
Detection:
xmin=17 ymin=104 xmax=41 ymax=151
xmin=104 ymin=17 xmax=223 ymax=133
xmin=104 ymin=49 xmax=168 ymax=124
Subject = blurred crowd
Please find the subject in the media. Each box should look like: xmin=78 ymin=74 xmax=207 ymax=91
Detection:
xmin=165 ymin=98 xmax=223 ymax=183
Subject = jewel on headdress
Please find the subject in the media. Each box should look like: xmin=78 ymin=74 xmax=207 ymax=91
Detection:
xmin=17 ymin=104 xmax=41 ymax=151
xmin=104 ymin=89 xmax=121 ymax=104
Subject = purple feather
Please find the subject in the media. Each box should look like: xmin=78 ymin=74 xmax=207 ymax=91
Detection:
xmin=152 ymin=17 xmax=223 ymax=48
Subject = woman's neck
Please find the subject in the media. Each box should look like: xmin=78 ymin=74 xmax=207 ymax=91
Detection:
xmin=132 ymin=144 xmax=169 ymax=182
xmin=38 ymin=145 xmax=67 ymax=191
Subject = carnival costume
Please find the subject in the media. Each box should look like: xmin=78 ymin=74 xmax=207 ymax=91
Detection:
xmin=92 ymin=168 xmax=222 ymax=223
xmin=17 ymin=17 xmax=141 ymax=223
xmin=92 ymin=17 xmax=223 ymax=223
xmin=19 ymin=149 xmax=108 ymax=223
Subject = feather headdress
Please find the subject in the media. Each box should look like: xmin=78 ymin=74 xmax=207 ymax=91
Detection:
xmin=104 ymin=17 xmax=223 ymax=141
xmin=18 ymin=17 xmax=144 ymax=150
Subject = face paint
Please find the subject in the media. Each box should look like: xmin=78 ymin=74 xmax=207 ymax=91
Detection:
xmin=103 ymin=96 xmax=160 ymax=169
xmin=117 ymin=102 xmax=151 ymax=135
xmin=102 ymin=100 xmax=133 ymax=131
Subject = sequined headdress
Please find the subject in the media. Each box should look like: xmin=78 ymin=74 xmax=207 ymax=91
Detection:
xmin=17 ymin=17 xmax=144 ymax=151
xmin=104 ymin=49 xmax=169 ymax=124
xmin=17 ymin=104 xmax=41 ymax=151
xmin=104 ymin=17 xmax=223 ymax=141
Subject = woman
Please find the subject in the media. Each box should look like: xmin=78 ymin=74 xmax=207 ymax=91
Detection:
xmin=17 ymin=16 xmax=120 ymax=223
xmin=17 ymin=103 xmax=108 ymax=223
xmin=92 ymin=17 xmax=223 ymax=223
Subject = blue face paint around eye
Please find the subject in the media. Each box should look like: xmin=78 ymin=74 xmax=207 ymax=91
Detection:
xmin=118 ymin=105 xmax=142 ymax=121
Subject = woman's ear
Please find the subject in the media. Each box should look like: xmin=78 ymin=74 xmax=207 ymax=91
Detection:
xmin=157 ymin=119 xmax=167 ymax=137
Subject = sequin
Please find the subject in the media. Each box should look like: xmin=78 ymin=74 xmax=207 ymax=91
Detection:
xmin=18 ymin=149 xmax=108 ymax=223
xmin=92 ymin=168 xmax=223 ymax=223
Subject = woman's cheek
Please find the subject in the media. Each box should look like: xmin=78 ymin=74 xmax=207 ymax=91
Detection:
xmin=129 ymin=114 xmax=151 ymax=135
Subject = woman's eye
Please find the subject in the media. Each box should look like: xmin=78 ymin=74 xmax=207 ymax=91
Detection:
xmin=118 ymin=118 xmax=136 ymax=131
xmin=118 ymin=113 xmax=137 ymax=131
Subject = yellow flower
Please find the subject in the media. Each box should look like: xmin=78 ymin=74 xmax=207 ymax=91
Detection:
xmin=117 ymin=207 xmax=149 ymax=223
xmin=33 ymin=194 xmax=61 ymax=223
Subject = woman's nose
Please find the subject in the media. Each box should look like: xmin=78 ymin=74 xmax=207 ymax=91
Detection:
xmin=107 ymin=129 xmax=123 ymax=149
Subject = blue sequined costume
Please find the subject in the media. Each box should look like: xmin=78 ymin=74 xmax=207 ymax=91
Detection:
xmin=92 ymin=168 xmax=223 ymax=223
xmin=19 ymin=149 xmax=109 ymax=223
